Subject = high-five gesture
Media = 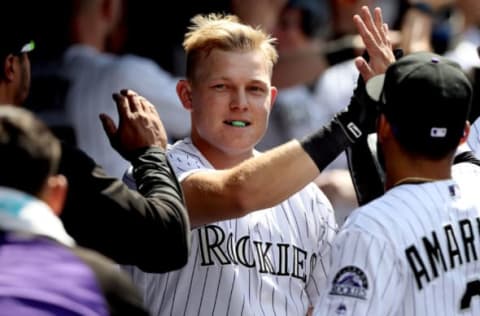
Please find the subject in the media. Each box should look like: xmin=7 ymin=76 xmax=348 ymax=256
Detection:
xmin=353 ymin=6 xmax=396 ymax=81
xmin=100 ymin=89 xmax=168 ymax=160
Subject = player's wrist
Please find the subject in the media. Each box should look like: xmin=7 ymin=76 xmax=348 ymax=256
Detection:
xmin=300 ymin=119 xmax=351 ymax=171
xmin=129 ymin=146 xmax=166 ymax=164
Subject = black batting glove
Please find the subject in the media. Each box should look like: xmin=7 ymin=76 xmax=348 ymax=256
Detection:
xmin=300 ymin=74 xmax=378 ymax=171
xmin=335 ymin=74 xmax=379 ymax=141
xmin=300 ymin=49 xmax=403 ymax=171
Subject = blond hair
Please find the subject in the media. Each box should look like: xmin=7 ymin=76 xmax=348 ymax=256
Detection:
xmin=183 ymin=14 xmax=278 ymax=80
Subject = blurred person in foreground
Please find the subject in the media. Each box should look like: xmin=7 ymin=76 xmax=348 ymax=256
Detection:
xmin=0 ymin=105 xmax=148 ymax=315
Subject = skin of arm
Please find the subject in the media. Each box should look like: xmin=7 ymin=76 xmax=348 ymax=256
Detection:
xmin=181 ymin=140 xmax=319 ymax=227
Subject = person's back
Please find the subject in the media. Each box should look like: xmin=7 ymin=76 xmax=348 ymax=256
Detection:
xmin=0 ymin=204 xmax=149 ymax=316
xmin=0 ymin=206 xmax=106 ymax=315
xmin=0 ymin=105 xmax=148 ymax=315
xmin=324 ymin=175 xmax=480 ymax=315
xmin=0 ymin=214 xmax=105 ymax=315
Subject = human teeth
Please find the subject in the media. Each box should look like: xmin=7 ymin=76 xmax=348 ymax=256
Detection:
xmin=231 ymin=121 xmax=246 ymax=127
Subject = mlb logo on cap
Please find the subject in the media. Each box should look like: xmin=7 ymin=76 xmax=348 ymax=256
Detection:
xmin=431 ymin=127 xmax=447 ymax=138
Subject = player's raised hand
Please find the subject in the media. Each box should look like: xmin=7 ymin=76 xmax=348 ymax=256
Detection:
xmin=353 ymin=6 xmax=396 ymax=81
xmin=100 ymin=89 xmax=168 ymax=160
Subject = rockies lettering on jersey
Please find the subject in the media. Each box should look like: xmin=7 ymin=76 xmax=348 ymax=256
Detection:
xmin=406 ymin=216 xmax=480 ymax=290
xmin=199 ymin=224 xmax=315 ymax=282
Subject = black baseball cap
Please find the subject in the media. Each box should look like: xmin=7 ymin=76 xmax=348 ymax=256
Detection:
xmin=0 ymin=6 xmax=36 ymax=59
xmin=366 ymin=52 xmax=472 ymax=158
xmin=1 ymin=35 xmax=35 ymax=57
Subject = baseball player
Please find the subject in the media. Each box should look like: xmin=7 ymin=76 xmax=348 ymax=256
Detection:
xmin=122 ymin=14 xmax=338 ymax=315
xmin=313 ymin=47 xmax=478 ymax=315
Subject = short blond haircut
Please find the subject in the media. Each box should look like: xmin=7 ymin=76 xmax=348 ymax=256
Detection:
xmin=183 ymin=14 xmax=278 ymax=80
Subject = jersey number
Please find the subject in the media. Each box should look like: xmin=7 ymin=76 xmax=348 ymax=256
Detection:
xmin=461 ymin=280 xmax=480 ymax=310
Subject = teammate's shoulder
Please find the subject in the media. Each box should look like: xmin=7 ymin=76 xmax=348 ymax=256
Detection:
xmin=342 ymin=193 xmax=402 ymax=230
xmin=167 ymin=138 xmax=195 ymax=155
xmin=167 ymin=139 xmax=210 ymax=176
xmin=453 ymin=159 xmax=480 ymax=187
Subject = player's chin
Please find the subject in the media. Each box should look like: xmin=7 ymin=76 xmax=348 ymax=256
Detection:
xmin=219 ymin=138 xmax=258 ymax=154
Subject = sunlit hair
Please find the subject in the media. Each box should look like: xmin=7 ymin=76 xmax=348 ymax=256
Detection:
xmin=183 ymin=14 xmax=278 ymax=81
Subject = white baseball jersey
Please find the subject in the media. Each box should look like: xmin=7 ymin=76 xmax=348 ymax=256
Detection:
xmin=124 ymin=138 xmax=337 ymax=316
xmin=313 ymin=161 xmax=480 ymax=316
xmin=467 ymin=117 xmax=480 ymax=158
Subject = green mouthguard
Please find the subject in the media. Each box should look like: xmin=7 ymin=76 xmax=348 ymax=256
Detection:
xmin=231 ymin=121 xmax=246 ymax=127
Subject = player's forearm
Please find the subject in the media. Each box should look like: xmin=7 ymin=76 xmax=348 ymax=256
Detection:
xmin=228 ymin=140 xmax=320 ymax=209
xmin=182 ymin=140 xmax=319 ymax=227
xmin=130 ymin=147 xmax=191 ymax=270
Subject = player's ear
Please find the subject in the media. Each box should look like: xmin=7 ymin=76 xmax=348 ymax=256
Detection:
xmin=377 ymin=114 xmax=393 ymax=143
xmin=3 ymin=54 xmax=16 ymax=82
xmin=176 ymin=79 xmax=193 ymax=111
xmin=38 ymin=174 xmax=68 ymax=216
xmin=269 ymin=86 xmax=278 ymax=111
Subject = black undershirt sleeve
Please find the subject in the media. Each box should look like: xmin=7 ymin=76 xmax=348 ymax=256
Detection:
xmin=59 ymin=143 xmax=191 ymax=273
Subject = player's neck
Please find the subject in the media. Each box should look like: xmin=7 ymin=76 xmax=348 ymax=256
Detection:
xmin=385 ymin=156 xmax=453 ymax=190
xmin=0 ymin=85 xmax=16 ymax=106
xmin=191 ymin=136 xmax=254 ymax=169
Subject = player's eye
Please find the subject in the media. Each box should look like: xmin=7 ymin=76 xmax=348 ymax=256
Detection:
xmin=248 ymin=85 xmax=266 ymax=94
xmin=212 ymin=84 xmax=227 ymax=91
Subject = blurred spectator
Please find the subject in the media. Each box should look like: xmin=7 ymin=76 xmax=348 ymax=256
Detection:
xmin=445 ymin=0 xmax=480 ymax=72
xmin=394 ymin=0 xmax=480 ymax=152
xmin=25 ymin=0 xmax=190 ymax=178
